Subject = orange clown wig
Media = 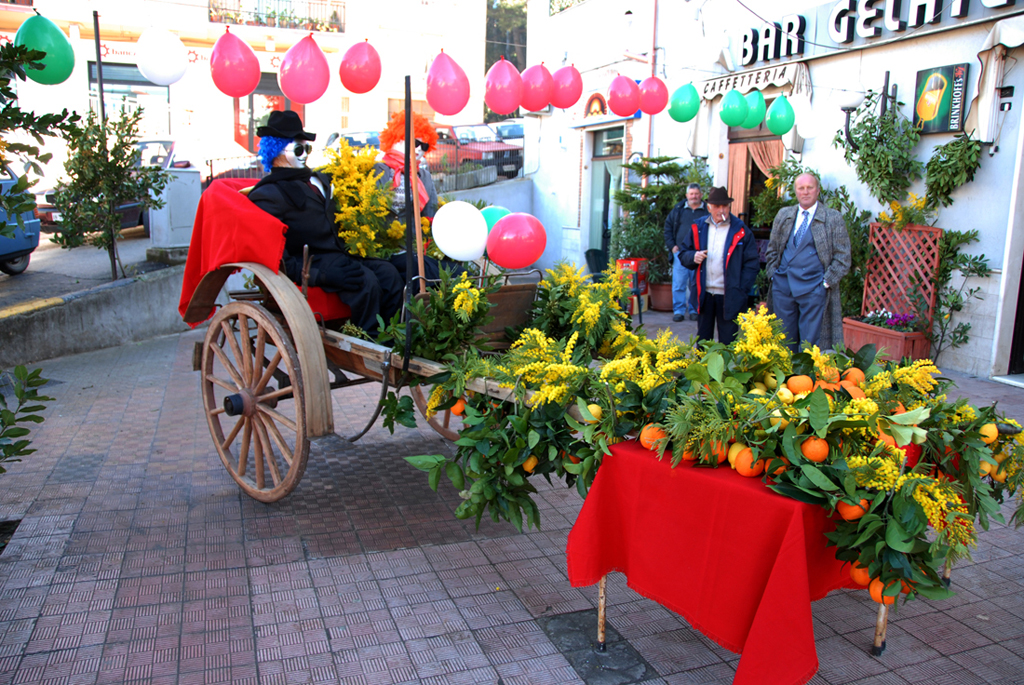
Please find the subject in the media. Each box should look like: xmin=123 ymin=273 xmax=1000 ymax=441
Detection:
xmin=379 ymin=111 xmax=438 ymax=153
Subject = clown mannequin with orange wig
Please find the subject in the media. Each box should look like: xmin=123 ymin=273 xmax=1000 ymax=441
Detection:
xmin=375 ymin=111 xmax=459 ymax=282
xmin=248 ymin=110 xmax=403 ymax=337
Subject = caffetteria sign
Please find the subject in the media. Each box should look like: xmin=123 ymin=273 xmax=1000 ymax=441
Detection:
xmin=740 ymin=0 xmax=1019 ymax=68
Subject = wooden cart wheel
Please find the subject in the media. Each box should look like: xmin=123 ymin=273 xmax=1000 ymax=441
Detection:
xmin=409 ymin=384 xmax=464 ymax=442
xmin=201 ymin=301 xmax=309 ymax=502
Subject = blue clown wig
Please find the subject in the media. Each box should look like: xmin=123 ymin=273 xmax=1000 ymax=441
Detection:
xmin=257 ymin=135 xmax=291 ymax=172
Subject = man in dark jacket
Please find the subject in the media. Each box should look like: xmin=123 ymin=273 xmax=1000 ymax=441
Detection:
xmin=678 ymin=186 xmax=760 ymax=344
xmin=247 ymin=111 xmax=402 ymax=337
xmin=664 ymin=183 xmax=708 ymax=322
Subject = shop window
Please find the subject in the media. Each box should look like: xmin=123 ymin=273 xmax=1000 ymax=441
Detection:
xmin=593 ymin=127 xmax=624 ymax=158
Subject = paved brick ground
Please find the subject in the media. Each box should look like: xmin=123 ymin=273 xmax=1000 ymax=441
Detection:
xmin=1 ymin=325 xmax=1023 ymax=685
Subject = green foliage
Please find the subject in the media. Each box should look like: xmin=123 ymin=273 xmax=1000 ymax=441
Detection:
xmin=833 ymin=91 xmax=924 ymax=205
xmin=609 ymin=156 xmax=711 ymax=284
xmin=380 ymin=391 xmax=416 ymax=434
xmin=379 ymin=268 xmax=499 ymax=360
xmin=0 ymin=42 xmax=79 ymax=238
xmin=925 ymin=133 xmax=982 ymax=210
xmin=748 ymin=158 xmax=806 ymax=228
xmin=912 ymin=229 xmax=992 ymax=364
xmin=51 ymin=108 xmax=170 ymax=280
xmin=0 ymin=366 xmax=52 ymax=469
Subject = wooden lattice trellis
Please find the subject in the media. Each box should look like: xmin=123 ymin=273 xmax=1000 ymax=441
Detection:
xmin=862 ymin=223 xmax=943 ymax=329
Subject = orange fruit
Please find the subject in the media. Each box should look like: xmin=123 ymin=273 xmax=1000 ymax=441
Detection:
xmin=450 ymin=398 xmax=466 ymax=416
xmin=894 ymin=402 xmax=906 ymax=414
xmin=850 ymin=562 xmax=871 ymax=586
xmin=839 ymin=380 xmax=865 ymax=398
xmin=787 ymin=375 xmax=814 ymax=395
xmin=710 ymin=441 xmax=728 ymax=464
xmin=819 ymin=367 xmax=840 ymax=383
xmin=680 ymin=448 xmax=697 ymax=461
xmin=842 ymin=367 xmax=866 ymax=385
xmin=979 ymin=423 xmax=999 ymax=445
xmin=522 ymin=455 xmax=539 ymax=473
xmin=639 ymin=424 xmax=667 ymax=450
xmin=877 ymin=433 xmax=897 ymax=448
xmin=768 ymin=455 xmax=790 ymax=475
xmin=869 ymin=577 xmax=897 ymax=605
xmin=800 ymin=436 xmax=830 ymax=463
xmin=734 ymin=448 xmax=764 ymax=477
xmin=836 ymin=498 xmax=869 ymax=521
xmin=900 ymin=579 xmax=916 ymax=594
xmin=568 ymin=454 xmax=581 ymax=464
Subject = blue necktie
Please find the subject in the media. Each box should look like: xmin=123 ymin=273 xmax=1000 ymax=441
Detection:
xmin=794 ymin=210 xmax=810 ymax=246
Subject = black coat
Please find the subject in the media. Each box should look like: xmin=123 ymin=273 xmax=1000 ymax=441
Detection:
xmin=678 ymin=214 xmax=760 ymax=322
xmin=248 ymin=169 xmax=346 ymax=258
xmin=664 ymin=200 xmax=709 ymax=252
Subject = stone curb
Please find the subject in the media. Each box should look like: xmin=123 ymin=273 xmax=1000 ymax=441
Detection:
xmin=0 ymin=264 xmax=191 ymax=367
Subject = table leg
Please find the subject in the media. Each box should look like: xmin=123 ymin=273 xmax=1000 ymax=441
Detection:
xmin=597 ymin=574 xmax=607 ymax=652
xmin=871 ymin=603 xmax=889 ymax=656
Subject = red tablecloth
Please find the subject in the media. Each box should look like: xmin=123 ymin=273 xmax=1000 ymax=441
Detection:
xmin=567 ymin=441 xmax=858 ymax=685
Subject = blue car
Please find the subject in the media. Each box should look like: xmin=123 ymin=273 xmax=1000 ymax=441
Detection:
xmin=0 ymin=166 xmax=41 ymax=276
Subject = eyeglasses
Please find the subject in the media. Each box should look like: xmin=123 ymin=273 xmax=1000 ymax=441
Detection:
xmin=415 ymin=140 xmax=429 ymax=152
xmin=290 ymin=143 xmax=310 ymax=157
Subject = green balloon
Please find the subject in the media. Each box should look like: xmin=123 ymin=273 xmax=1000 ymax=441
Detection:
xmin=15 ymin=14 xmax=75 ymax=85
xmin=740 ymin=91 xmax=766 ymax=129
xmin=481 ymin=206 xmax=511 ymax=233
xmin=668 ymin=84 xmax=700 ymax=123
xmin=719 ymin=89 xmax=749 ymax=127
xmin=766 ymin=94 xmax=796 ymax=136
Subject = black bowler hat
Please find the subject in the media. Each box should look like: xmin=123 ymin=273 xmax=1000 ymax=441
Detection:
xmin=705 ymin=186 xmax=733 ymax=205
xmin=256 ymin=110 xmax=316 ymax=141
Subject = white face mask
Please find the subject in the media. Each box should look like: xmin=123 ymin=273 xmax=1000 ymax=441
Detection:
xmin=279 ymin=139 xmax=309 ymax=168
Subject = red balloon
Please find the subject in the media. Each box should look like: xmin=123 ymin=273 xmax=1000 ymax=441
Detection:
xmin=550 ymin=64 xmax=583 ymax=109
xmin=608 ymin=75 xmax=640 ymax=117
xmin=487 ymin=213 xmax=547 ymax=270
xmin=339 ymin=40 xmax=381 ymax=94
xmin=638 ymin=76 xmax=669 ymax=115
xmin=520 ymin=64 xmax=552 ymax=112
xmin=210 ymin=28 xmax=259 ymax=98
xmin=427 ymin=51 xmax=470 ymax=116
xmin=278 ymin=34 xmax=330 ymax=104
xmin=485 ymin=57 xmax=523 ymax=116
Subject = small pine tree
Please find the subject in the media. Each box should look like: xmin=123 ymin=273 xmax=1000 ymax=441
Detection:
xmin=51 ymin=107 xmax=170 ymax=280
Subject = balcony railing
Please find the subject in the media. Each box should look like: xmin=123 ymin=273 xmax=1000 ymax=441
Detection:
xmin=209 ymin=1 xmax=345 ymax=33
xmin=549 ymin=0 xmax=586 ymax=15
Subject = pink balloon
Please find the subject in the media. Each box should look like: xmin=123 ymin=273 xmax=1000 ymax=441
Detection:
xmin=638 ymin=76 xmax=669 ymax=115
xmin=339 ymin=40 xmax=381 ymax=94
xmin=520 ymin=64 xmax=552 ymax=112
xmin=608 ymin=75 xmax=640 ymax=117
xmin=278 ymin=34 xmax=330 ymax=104
xmin=485 ymin=57 xmax=523 ymax=116
xmin=427 ymin=51 xmax=470 ymax=116
xmin=486 ymin=213 xmax=547 ymax=270
xmin=550 ymin=64 xmax=583 ymax=109
xmin=210 ymin=28 xmax=259 ymax=98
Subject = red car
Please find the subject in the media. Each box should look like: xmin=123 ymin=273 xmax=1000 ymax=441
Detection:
xmin=426 ymin=124 xmax=522 ymax=178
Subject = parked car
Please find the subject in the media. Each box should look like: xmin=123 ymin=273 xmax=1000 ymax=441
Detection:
xmin=0 ymin=165 xmax=41 ymax=276
xmin=306 ymin=130 xmax=381 ymax=169
xmin=137 ymin=138 xmax=261 ymax=189
xmin=493 ymin=118 xmax=524 ymax=146
xmin=426 ymin=124 xmax=522 ymax=178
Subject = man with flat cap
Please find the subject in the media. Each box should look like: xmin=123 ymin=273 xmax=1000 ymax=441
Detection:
xmin=247 ymin=110 xmax=403 ymax=337
xmin=677 ymin=186 xmax=760 ymax=344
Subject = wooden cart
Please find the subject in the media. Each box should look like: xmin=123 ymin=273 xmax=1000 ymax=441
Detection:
xmin=182 ymin=261 xmax=539 ymax=502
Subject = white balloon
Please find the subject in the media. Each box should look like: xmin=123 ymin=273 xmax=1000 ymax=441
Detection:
xmin=431 ymin=201 xmax=488 ymax=262
xmin=792 ymin=97 xmax=819 ymax=140
xmin=136 ymin=28 xmax=187 ymax=86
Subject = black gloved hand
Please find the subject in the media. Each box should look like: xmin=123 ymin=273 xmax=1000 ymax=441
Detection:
xmin=314 ymin=252 xmax=365 ymax=291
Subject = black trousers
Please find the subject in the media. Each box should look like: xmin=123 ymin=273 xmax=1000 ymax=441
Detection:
xmin=697 ymin=293 xmax=739 ymax=344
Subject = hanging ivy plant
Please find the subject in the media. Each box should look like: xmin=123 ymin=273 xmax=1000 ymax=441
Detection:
xmin=925 ymin=133 xmax=982 ymax=209
xmin=833 ymin=91 xmax=923 ymax=206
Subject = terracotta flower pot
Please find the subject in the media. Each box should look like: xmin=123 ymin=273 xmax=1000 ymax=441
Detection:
xmin=842 ymin=318 xmax=930 ymax=361
xmin=648 ymin=282 xmax=673 ymax=312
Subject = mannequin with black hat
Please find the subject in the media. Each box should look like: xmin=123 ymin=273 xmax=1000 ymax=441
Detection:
xmin=677 ymin=186 xmax=760 ymax=344
xmin=247 ymin=110 xmax=403 ymax=337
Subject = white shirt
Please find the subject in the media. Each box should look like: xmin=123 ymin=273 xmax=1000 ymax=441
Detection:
xmin=705 ymin=216 xmax=732 ymax=295
xmin=793 ymin=203 xmax=817 ymax=238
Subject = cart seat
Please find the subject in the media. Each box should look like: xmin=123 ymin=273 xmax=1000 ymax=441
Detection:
xmin=302 ymin=285 xmax=352 ymax=322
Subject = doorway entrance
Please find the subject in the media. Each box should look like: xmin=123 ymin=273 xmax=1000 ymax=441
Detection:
xmin=233 ymin=73 xmax=304 ymax=153
xmin=588 ymin=126 xmax=624 ymax=256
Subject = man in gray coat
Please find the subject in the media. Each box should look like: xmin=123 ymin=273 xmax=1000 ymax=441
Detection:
xmin=765 ymin=173 xmax=851 ymax=352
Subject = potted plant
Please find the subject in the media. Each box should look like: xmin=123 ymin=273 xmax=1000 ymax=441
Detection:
xmin=842 ymin=308 xmax=931 ymax=362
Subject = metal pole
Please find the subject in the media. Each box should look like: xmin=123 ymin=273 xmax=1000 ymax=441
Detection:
xmin=92 ymin=11 xmax=106 ymax=125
